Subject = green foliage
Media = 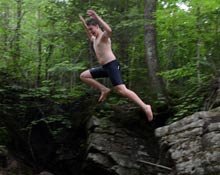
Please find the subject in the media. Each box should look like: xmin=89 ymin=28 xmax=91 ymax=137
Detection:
xmin=156 ymin=0 xmax=220 ymax=122
xmin=168 ymin=86 xmax=205 ymax=123
xmin=48 ymin=61 xmax=86 ymax=74
xmin=0 ymin=145 xmax=7 ymax=155
xmin=159 ymin=62 xmax=197 ymax=81
xmin=0 ymin=0 xmax=219 ymax=124
xmin=0 ymin=127 xmax=9 ymax=145
xmin=29 ymin=114 xmax=72 ymax=137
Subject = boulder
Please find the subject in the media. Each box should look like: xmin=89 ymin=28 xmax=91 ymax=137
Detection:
xmin=39 ymin=171 xmax=54 ymax=175
xmin=155 ymin=107 xmax=220 ymax=175
xmin=82 ymin=113 xmax=171 ymax=175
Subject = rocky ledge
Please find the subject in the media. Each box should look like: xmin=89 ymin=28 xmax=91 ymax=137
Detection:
xmin=82 ymin=106 xmax=171 ymax=175
xmin=155 ymin=107 xmax=220 ymax=175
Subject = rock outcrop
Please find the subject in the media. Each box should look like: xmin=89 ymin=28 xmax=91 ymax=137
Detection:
xmin=155 ymin=107 xmax=220 ymax=175
xmin=82 ymin=106 xmax=172 ymax=175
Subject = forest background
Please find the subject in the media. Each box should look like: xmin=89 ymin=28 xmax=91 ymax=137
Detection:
xmin=0 ymin=0 xmax=219 ymax=125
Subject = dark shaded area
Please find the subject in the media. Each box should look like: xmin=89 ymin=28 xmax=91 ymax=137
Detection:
xmin=0 ymin=78 xmax=174 ymax=175
xmin=0 ymin=82 xmax=93 ymax=174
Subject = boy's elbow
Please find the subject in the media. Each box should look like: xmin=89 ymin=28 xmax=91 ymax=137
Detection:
xmin=106 ymin=28 xmax=112 ymax=35
xmin=108 ymin=27 xmax=112 ymax=33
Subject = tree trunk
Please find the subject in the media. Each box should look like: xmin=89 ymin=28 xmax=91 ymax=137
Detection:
xmin=2 ymin=3 xmax=10 ymax=54
xmin=196 ymin=7 xmax=202 ymax=84
xmin=45 ymin=23 xmax=55 ymax=80
xmin=144 ymin=0 xmax=167 ymax=102
xmin=36 ymin=8 xmax=42 ymax=87
xmin=45 ymin=43 xmax=54 ymax=80
xmin=14 ymin=0 xmax=22 ymax=60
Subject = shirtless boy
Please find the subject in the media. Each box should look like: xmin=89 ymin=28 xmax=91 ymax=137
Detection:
xmin=79 ymin=10 xmax=153 ymax=121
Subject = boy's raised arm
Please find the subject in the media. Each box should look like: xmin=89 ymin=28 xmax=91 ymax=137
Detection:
xmin=79 ymin=15 xmax=93 ymax=40
xmin=87 ymin=10 xmax=112 ymax=37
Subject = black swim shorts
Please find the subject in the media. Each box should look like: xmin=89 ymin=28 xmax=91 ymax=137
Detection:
xmin=89 ymin=60 xmax=124 ymax=86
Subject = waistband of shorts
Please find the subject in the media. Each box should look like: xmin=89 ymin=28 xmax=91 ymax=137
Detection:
xmin=102 ymin=59 xmax=118 ymax=67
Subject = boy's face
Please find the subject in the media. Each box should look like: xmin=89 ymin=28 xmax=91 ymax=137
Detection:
xmin=88 ymin=25 xmax=99 ymax=37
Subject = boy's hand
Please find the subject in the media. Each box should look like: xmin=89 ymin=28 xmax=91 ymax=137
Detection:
xmin=86 ymin=10 xmax=98 ymax=19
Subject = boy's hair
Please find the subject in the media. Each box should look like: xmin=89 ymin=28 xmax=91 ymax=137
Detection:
xmin=86 ymin=18 xmax=100 ymax=27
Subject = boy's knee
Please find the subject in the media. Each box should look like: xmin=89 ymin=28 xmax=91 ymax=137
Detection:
xmin=115 ymin=86 xmax=127 ymax=96
xmin=80 ymin=70 xmax=92 ymax=80
xmin=80 ymin=72 xmax=84 ymax=80
xmin=80 ymin=71 xmax=87 ymax=80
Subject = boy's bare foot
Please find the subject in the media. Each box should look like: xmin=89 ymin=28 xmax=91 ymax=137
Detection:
xmin=98 ymin=88 xmax=110 ymax=102
xmin=143 ymin=105 xmax=153 ymax=121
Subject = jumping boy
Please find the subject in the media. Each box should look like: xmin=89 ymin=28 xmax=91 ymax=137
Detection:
xmin=79 ymin=10 xmax=153 ymax=121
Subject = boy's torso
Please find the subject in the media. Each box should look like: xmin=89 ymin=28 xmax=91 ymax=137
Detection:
xmin=93 ymin=32 xmax=116 ymax=65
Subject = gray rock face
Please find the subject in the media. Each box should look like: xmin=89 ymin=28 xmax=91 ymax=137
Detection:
xmin=82 ymin=115 xmax=171 ymax=175
xmin=155 ymin=107 xmax=220 ymax=175
xmin=39 ymin=172 xmax=54 ymax=175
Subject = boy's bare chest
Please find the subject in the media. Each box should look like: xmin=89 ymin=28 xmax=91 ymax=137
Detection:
xmin=93 ymin=38 xmax=101 ymax=48
xmin=93 ymin=37 xmax=110 ymax=51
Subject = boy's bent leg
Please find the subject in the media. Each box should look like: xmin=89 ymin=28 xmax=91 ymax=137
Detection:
xmin=114 ymin=84 xmax=153 ymax=121
xmin=80 ymin=70 xmax=110 ymax=102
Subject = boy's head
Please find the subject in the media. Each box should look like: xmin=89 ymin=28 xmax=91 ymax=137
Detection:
xmin=86 ymin=18 xmax=100 ymax=27
xmin=86 ymin=18 xmax=101 ymax=37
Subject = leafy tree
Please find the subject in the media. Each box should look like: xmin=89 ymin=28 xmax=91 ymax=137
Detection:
xmin=156 ymin=0 xmax=220 ymax=120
